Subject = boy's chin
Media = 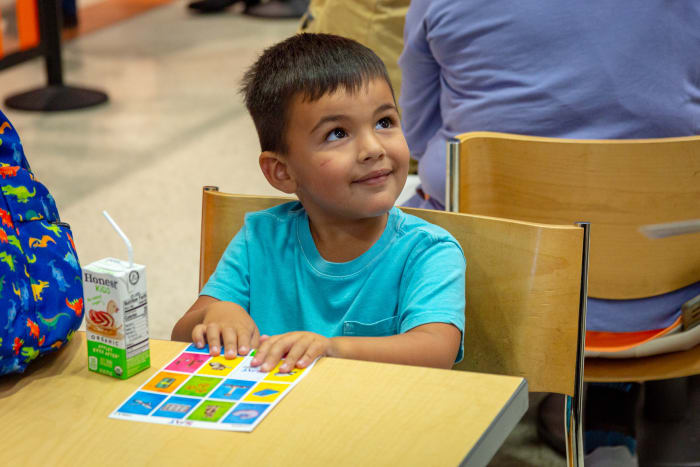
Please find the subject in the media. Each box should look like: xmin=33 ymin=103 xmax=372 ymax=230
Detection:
xmin=355 ymin=199 xmax=398 ymax=218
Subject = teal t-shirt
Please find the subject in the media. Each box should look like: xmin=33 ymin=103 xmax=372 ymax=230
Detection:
xmin=201 ymin=202 xmax=466 ymax=361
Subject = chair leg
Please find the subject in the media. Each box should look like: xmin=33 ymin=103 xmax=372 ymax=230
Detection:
xmin=565 ymin=395 xmax=585 ymax=467
xmin=566 ymin=221 xmax=589 ymax=466
xmin=643 ymin=377 xmax=689 ymax=422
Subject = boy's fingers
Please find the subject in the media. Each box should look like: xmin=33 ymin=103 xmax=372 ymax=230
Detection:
xmin=262 ymin=336 xmax=294 ymax=372
xmin=205 ymin=323 xmax=222 ymax=356
xmin=237 ymin=327 xmax=252 ymax=356
xmin=192 ymin=325 xmax=206 ymax=348
xmin=221 ymin=327 xmax=238 ymax=359
xmin=250 ymin=336 xmax=273 ymax=367
xmin=297 ymin=340 xmax=325 ymax=368
xmin=249 ymin=329 xmax=261 ymax=353
xmin=279 ymin=339 xmax=308 ymax=372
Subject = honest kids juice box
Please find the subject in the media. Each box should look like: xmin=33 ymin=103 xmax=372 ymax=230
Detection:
xmin=83 ymin=258 xmax=150 ymax=379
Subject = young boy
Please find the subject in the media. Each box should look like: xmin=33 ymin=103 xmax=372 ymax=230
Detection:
xmin=172 ymin=33 xmax=465 ymax=372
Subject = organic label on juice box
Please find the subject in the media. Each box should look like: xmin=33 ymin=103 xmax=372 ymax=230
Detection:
xmin=83 ymin=257 xmax=150 ymax=379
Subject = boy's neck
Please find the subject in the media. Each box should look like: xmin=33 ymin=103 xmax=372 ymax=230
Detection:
xmin=307 ymin=211 xmax=390 ymax=263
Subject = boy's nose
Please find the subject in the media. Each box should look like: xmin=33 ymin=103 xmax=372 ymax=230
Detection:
xmin=357 ymin=133 xmax=385 ymax=162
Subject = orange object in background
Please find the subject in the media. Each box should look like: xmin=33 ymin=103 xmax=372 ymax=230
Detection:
xmin=585 ymin=316 xmax=682 ymax=352
xmin=0 ymin=0 xmax=39 ymax=58
xmin=16 ymin=0 xmax=39 ymax=49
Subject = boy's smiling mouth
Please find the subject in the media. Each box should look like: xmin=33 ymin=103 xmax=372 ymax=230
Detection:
xmin=353 ymin=169 xmax=392 ymax=184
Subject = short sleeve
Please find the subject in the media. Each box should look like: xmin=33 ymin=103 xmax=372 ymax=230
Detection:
xmin=398 ymin=237 xmax=466 ymax=362
xmin=199 ymin=225 xmax=250 ymax=311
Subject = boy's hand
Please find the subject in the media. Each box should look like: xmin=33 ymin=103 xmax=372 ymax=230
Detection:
xmin=192 ymin=301 xmax=260 ymax=359
xmin=251 ymin=331 xmax=331 ymax=372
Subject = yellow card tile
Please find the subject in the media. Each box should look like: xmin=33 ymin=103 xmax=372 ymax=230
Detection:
xmin=243 ymin=382 xmax=289 ymax=403
xmin=197 ymin=355 xmax=243 ymax=376
xmin=263 ymin=361 xmax=306 ymax=383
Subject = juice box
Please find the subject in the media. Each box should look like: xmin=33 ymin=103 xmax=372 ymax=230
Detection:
xmin=83 ymin=257 xmax=150 ymax=379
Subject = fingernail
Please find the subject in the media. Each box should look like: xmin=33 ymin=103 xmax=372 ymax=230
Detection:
xmin=280 ymin=364 xmax=288 ymax=372
xmin=211 ymin=346 xmax=219 ymax=354
xmin=261 ymin=363 xmax=270 ymax=371
xmin=196 ymin=341 xmax=203 ymax=348
xmin=239 ymin=346 xmax=248 ymax=354
xmin=297 ymin=359 xmax=305 ymax=368
xmin=251 ymin=358 xmax=260 ymax=366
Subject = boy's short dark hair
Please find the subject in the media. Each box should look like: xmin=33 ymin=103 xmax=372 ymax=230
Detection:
xmin=241 ymin=33 xmax=394 ymax=155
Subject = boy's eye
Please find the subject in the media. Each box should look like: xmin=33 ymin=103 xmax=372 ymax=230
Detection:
xmin=376 ymin=117 xmax=393 ymax=130
xmin=326 ymin=128 xmax=347 ymax=142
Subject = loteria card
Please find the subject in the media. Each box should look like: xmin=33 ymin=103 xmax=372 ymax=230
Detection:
xmin=109 ymin=343 xmax=316 ymax=432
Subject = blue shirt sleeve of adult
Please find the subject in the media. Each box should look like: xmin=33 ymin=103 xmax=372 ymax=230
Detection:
xmin=199 ymin=225 xmax=250 ymax=311
xmin=398 ymin=235 xmax=466 ymax=362
xmin=398 ymin=0 xmax=442 ymax=160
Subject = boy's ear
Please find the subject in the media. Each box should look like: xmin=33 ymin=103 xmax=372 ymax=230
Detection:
xmin=259 ymin=151 xmax=297 ymax=194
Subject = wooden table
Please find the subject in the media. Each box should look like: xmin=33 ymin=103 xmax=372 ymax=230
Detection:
xmin=0 ymin=332 xmax=527 ymax=466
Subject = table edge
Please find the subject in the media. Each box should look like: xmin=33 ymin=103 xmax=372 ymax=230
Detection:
xmin=459 ymin=378 xmax=529 ymax=467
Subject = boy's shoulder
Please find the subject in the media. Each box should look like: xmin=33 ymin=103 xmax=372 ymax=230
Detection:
xmin=391 ymin=207 xmax=459 ymax=245
xmin=240 ymin=201 xmax=303 ymax=244
xmin=244 ymin=200 xmax=303 ymax=224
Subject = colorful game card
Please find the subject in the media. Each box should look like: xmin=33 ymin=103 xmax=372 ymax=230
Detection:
xmin=110 ymin=345 xmax=316 ymax=432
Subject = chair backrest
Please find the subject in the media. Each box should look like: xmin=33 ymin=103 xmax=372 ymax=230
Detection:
xmin=447 ymin=132 xmax=700 ymax=300
xmin=199 ymin=187 xmax=588 ymax=396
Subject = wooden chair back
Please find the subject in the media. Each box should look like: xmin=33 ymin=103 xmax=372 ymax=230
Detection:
xmin=199 ymin=187 xmax=588 ymax=397
xmin=447 ymin=132 xmax=700 ymax=299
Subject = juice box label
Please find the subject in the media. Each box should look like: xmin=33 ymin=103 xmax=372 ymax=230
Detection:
xmin=83 ymin=257 xmax=150 ymax=379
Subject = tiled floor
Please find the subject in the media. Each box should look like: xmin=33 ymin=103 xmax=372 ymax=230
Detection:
xmin=3 ymin=2 xmax=696 ymax=466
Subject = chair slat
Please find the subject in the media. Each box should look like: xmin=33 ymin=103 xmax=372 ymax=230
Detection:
xmin=456 ymin=132 xmax=700 ymax=299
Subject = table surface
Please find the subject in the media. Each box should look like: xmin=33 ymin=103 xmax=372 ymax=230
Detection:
xmin=0 ymin=332 xmax=528 ymax=467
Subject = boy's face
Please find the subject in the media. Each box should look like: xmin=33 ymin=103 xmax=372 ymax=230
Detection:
xmin=279 ymin=78 xmax=409 ymax=223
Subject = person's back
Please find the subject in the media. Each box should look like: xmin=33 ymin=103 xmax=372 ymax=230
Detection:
xmin=398 ymin=4 xmax=700 ymax=464
xmin=399 ymin=0 xmax=700 ymax=209
xmin=400 ymin=0 xmax=700 ymax=358
xmin=172 ymin=33 xmax=466 ymax=373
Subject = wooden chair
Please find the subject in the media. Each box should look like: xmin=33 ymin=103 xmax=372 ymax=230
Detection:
xmin=444 ymin=131 xmax=700 ymax=383
xmin=199 ymin=186 xmax=590 ymax=467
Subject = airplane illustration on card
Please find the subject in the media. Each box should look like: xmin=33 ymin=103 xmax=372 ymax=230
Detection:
xmin=133 ymin=399 xmax=153 ymax=410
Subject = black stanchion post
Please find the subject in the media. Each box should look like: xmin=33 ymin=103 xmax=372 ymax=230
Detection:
xmin=4 ymin=0 xmax=108 ymax=111
xmin=43 ymin=0 xmax=65 ymax=86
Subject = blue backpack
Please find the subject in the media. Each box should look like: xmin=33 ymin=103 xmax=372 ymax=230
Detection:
xmin=0 ymin=109 xmax=84 ymax=376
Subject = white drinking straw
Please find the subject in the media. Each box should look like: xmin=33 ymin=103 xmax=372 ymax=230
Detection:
xmin=102 ymin=210 xmax=134 ymax=267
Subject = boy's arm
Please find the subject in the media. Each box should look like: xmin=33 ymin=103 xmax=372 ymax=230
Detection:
xmin=171 ymin=295 xmax=218 ymax=342
xmin=328 ymin=322 xmax=461 ymax=369
xmin=253 ymin=322 xmax=461 ymax=372
xmin=171 ymin=296 xmax=260 ymax=358
xmin=172 ymin=223 xmax=255 ymax=355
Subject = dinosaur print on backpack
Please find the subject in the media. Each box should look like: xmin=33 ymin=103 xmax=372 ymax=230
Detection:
xmin=0 ymin=108 xmax=84 ymax=376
